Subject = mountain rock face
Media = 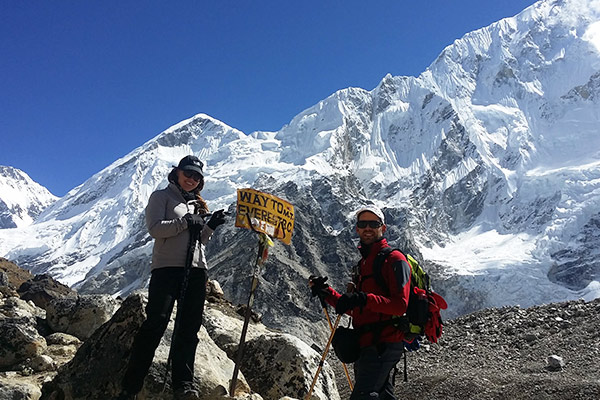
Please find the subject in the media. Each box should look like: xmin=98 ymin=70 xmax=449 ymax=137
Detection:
xmin=0 ymin=166 xmax=57 ymax=229
xmin=1 ymin=0 xmax=600 ymax=348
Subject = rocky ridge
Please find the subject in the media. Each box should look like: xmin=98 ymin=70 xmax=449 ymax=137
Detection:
xmin=0 ymin=259 xmax=339 ymax=400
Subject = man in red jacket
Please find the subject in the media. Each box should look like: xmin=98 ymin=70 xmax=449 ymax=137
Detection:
xmin=310 ymin=205 xmax=412 ymax=399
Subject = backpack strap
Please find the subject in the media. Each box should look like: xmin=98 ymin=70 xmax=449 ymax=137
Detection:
xmin=371 ymin=247 xmax=400 ymax=295
xmin=357 ymin=247 xmax=404 ymax=295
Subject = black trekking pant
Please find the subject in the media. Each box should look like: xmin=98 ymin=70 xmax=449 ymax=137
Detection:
xmin=121 ymin=267 xmax=207 ymax=394
xmin=350 ymin=342 xmax=404 ymax=400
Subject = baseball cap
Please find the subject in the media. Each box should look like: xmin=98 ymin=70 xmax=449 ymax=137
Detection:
xmin=355 ymin=205 xmax=385 ymax=224
xmin=176 ymin=155 xmax=204 ymax=176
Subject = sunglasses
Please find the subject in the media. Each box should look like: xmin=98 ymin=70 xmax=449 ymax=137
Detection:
xmin=182 ymin=170 xmax=203 ymax=181
xmin=356 ymin=220 xmax=383 ymax=229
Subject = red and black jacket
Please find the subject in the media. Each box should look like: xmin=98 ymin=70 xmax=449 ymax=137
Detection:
xmin=325 ymin=238 xmax=412 ymax=347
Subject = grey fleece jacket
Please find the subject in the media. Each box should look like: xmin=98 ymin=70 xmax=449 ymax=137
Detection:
xmin=145 ymin=183 xmax=213 ymax=271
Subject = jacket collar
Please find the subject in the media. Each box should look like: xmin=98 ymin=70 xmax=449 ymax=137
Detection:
xmin=167 ymin=182 xmax=183 ymax=199
xmin=358 ymin=238 xmax=388 ymax=258
xmin=168 ymin=182 xmax=196 ymax=202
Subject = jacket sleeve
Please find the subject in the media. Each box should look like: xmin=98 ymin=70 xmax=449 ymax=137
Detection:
xmin=323 ymin=286 xmax=342 ymax=309
xmin=364 ymin=253 xmax=411 ymax=316
xmin=145 ymin=191 xmax=188 ymax=238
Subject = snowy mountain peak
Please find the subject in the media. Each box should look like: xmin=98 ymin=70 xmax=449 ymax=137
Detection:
xmin=0 ymin=0 xmax=599 ymax=333
xmin=0 ymin=166 xmax=58 ymax=229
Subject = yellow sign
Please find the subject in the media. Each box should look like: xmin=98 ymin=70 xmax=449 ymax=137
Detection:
xmin=235 ymin=188 xmax=295 ymax=245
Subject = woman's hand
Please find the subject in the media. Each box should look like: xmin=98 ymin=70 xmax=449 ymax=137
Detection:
xmin=207 ymin=210 xmax=226 ymax=230
xmin=184 ymin=213 xmax=204 ymax=228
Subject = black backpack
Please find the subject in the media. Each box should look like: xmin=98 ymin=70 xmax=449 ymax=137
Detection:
xmin=368 ymin=247 xmax=447 ymax=343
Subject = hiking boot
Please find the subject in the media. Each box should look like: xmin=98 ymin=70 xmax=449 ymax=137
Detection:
xmin=113 ymin=391 xmax=136 ymax=400
xmin=173 ymin=382 xmax=200 ymax=400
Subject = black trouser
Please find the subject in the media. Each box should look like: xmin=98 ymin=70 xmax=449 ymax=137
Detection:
xmin=122 ymin=267 xmax=207 ymax=394
xmin=350 ymin=342 xmax=404 ymax=399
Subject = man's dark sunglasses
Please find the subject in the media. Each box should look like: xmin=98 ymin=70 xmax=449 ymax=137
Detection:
xmin=356 ymin=220 xmax=383 ymax=229
xmin=183 ymin=170 xmax=203 ymax=181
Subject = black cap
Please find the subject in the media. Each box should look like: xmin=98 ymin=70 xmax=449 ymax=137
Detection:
xmin=176 ymin=155 xmax=204 ymax=175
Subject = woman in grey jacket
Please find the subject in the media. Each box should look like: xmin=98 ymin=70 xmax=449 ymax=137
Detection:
xmin=118 ymin=155 xmax=226 ymax=400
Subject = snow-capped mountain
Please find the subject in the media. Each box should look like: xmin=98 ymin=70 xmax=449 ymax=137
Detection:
xmin=0 ymin=166 xmax=58 ymax=229
xmin=1 ymin=0 xmax=599 ymax=343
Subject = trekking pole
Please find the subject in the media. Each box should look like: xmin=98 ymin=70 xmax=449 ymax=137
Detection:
xmin=403 ymin=346 xmax=408 ymax=382
xmin=162 ymin=210 xmax=214 ymax=391
xmin=162 ymin=212 xmax=210 ymax=391
xmin=229 ymin=215 xmax=273 ymax=397
xmin=305 ymin=313 xmax=342 ymax=400
xmin=320 ymin=299 xmax=353 ymax=391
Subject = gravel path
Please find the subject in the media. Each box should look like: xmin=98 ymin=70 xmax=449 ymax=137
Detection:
xmin=331 ymin=298 xmax=600 ymax=400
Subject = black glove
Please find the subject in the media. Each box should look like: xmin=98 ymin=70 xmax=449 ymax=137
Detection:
xmin=207 ymin=209 xmax=226 ymax=230
xmin=308 ymin=275 xmax=330 ymax=301
xmin=184 ymin=213 xmax=204 ymax=227
xmin=335 ymin=292 xmax=367 ymax=314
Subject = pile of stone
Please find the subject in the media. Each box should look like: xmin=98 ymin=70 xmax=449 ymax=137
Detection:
xmin=389 ymin=297 xmax=600 ymax=400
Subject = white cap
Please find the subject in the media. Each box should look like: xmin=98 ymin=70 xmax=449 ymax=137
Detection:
xmin=355 ymin=205 xmax=385 ymax=224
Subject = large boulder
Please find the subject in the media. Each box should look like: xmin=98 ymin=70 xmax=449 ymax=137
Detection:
xmin=44 ymin=333 xmax=81 ymax=371
xmin=0 ymin=381 xmax=42 ymax=400
xmin=0 ymin=296 xmax=45 ymax=322
xmin=45 ymin=294 xmax=119 ymax=339
xmin=0 ymin=320 xmax=47 ymax=369
xmin=139 ymin=325 xmax=254 ymax=400
xmin=203 ymin=307 xmax=339 ymax=400
xmin=40 ymin=293 xmax=255 ymax=400
xmin=203 ymin=307 xmax=272 ymax=358
xmin=242 ymin=334 xmax=340 ymax=400
xmin=18 ymin=273 xmax=76 ymax=310
xmin=0 ymin=296 xmax=47 ymax=369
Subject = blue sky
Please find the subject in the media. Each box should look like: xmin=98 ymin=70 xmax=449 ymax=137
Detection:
xmin=1 ymin=1 xmax=536 ymax=196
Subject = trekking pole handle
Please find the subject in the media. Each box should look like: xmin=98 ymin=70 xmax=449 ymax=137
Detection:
xmin=308 ymin=277 xmax=329 ymax=309
xmin=317 ymin=293 xmax=327 ymax=309
xmin=346 ymin=281 xmax=356 ymax=293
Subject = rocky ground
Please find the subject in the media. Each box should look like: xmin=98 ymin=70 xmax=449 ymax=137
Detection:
xmin=331 ymin=298 xmax=600 ymax=400
xmin=2 ymin=255 xmax=600 ymax=399
xmin=1 ymin=258 xmax=339 ymax=400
